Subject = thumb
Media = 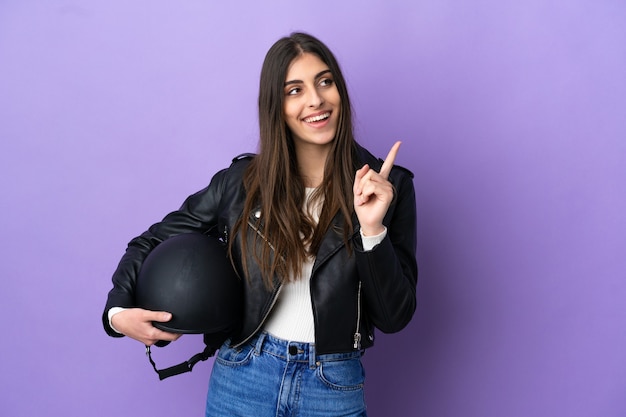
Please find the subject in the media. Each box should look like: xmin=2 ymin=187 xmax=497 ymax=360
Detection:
xmin=148 ymin=311 xmax=172 ymax=322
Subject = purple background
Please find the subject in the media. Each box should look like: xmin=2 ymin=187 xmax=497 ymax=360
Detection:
xmin=1 ymin=1 xmax=624 ymax=416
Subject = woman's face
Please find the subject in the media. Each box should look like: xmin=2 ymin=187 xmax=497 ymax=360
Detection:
xmin=283 ymin=53 xmax=341 ymax=152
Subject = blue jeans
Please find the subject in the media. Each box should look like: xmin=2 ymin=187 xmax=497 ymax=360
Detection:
xmin=205 ymin=332 xmax=367 ymax=417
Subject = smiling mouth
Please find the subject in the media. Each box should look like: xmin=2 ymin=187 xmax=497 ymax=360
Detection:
xmin=303 ymin=112 xmax=331 ymax=123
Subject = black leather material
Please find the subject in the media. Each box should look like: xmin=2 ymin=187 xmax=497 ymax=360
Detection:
xmin=103 ymin=144 xmax=417 ymax=355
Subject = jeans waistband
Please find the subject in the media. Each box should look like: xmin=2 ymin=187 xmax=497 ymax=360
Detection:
xmin=251 ymin=331 xmax=361 ymax=369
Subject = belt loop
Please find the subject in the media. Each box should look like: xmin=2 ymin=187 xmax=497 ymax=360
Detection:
xmin=254 ymin=332 xmax=267 ymax=356
xmin=309 ymin=343 xmax=317 ymax=369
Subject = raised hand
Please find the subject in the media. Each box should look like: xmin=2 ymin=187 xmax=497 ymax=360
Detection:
xmin=353 ymin=141 xmax=401 ymax=236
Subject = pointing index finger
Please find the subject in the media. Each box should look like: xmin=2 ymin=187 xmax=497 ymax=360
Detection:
xmin=379 ymin=141 xmax=401 ymax=179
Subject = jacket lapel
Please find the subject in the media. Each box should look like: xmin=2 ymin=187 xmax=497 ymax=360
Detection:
xmin=312 ymin=210 xmax=359 ymax=275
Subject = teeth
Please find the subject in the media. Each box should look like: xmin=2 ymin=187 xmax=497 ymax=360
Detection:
xmin=304 ymin=112 xmax=330 ymax=123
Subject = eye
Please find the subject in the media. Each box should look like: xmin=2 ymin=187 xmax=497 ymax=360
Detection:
xmin=286 ymin=86 xmax=301 ymax=96
xmin=319 ymin=78 xmax=334 ymax=87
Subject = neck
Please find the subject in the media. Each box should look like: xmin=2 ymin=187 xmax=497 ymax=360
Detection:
xmin=295 ymin=143 xmax=330 ymax=188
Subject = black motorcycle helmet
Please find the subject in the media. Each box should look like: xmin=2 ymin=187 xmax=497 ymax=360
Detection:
xmin=135 ymin=232 xmax=242 ymax=379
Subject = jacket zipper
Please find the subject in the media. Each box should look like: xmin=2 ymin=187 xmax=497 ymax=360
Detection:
xmin=353 ymin=280 xmax=362 ymax=349
xmin=233 ymin=285 xmax=283 ymax=349
xmin=232 ymin=216 xmax=282 ymax=348
xmin=246 ymin=215 xmax=276 ymax=251
xmin=219 ymin=225 xmax=229 ymax=244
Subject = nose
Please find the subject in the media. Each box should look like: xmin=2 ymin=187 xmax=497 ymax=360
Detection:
xmin=307 ymin=88 xmax=324 ymax=108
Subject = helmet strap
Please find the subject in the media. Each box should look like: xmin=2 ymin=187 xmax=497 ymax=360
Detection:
xmin=145 ymin=344 xmax=217 ymax=380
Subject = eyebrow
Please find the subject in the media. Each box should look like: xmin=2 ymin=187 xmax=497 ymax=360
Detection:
xmin=284 ymin=69 xmax=332 ymax=86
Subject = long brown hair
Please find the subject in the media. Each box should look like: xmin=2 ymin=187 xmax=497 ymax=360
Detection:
xmin=232 ymin=32 xmax=357 ymax=288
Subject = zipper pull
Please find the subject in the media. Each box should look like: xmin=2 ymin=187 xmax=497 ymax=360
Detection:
xmin=353 ymin=332 xmax=362 ymax=350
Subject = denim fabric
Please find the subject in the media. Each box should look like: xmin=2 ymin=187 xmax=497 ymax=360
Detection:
xmin=205 ymin=332 xmax=367 ymax=417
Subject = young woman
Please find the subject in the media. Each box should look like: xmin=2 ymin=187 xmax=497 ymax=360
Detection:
xmin=103 ymin=32 xmax=417 ymax=416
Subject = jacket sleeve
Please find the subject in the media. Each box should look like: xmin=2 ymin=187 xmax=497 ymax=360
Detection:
xmin=354 ymin=167 xmax=418 ymax=333
xmin=101 ymin=167 xmax=229 ymax=337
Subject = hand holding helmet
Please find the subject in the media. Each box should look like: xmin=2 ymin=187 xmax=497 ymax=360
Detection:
xmin=110 ymin=308 xmax=182 ymax=347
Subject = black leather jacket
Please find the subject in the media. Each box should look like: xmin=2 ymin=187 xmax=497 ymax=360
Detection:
xmin=102 ymin=144 xmax=417 ymax=355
